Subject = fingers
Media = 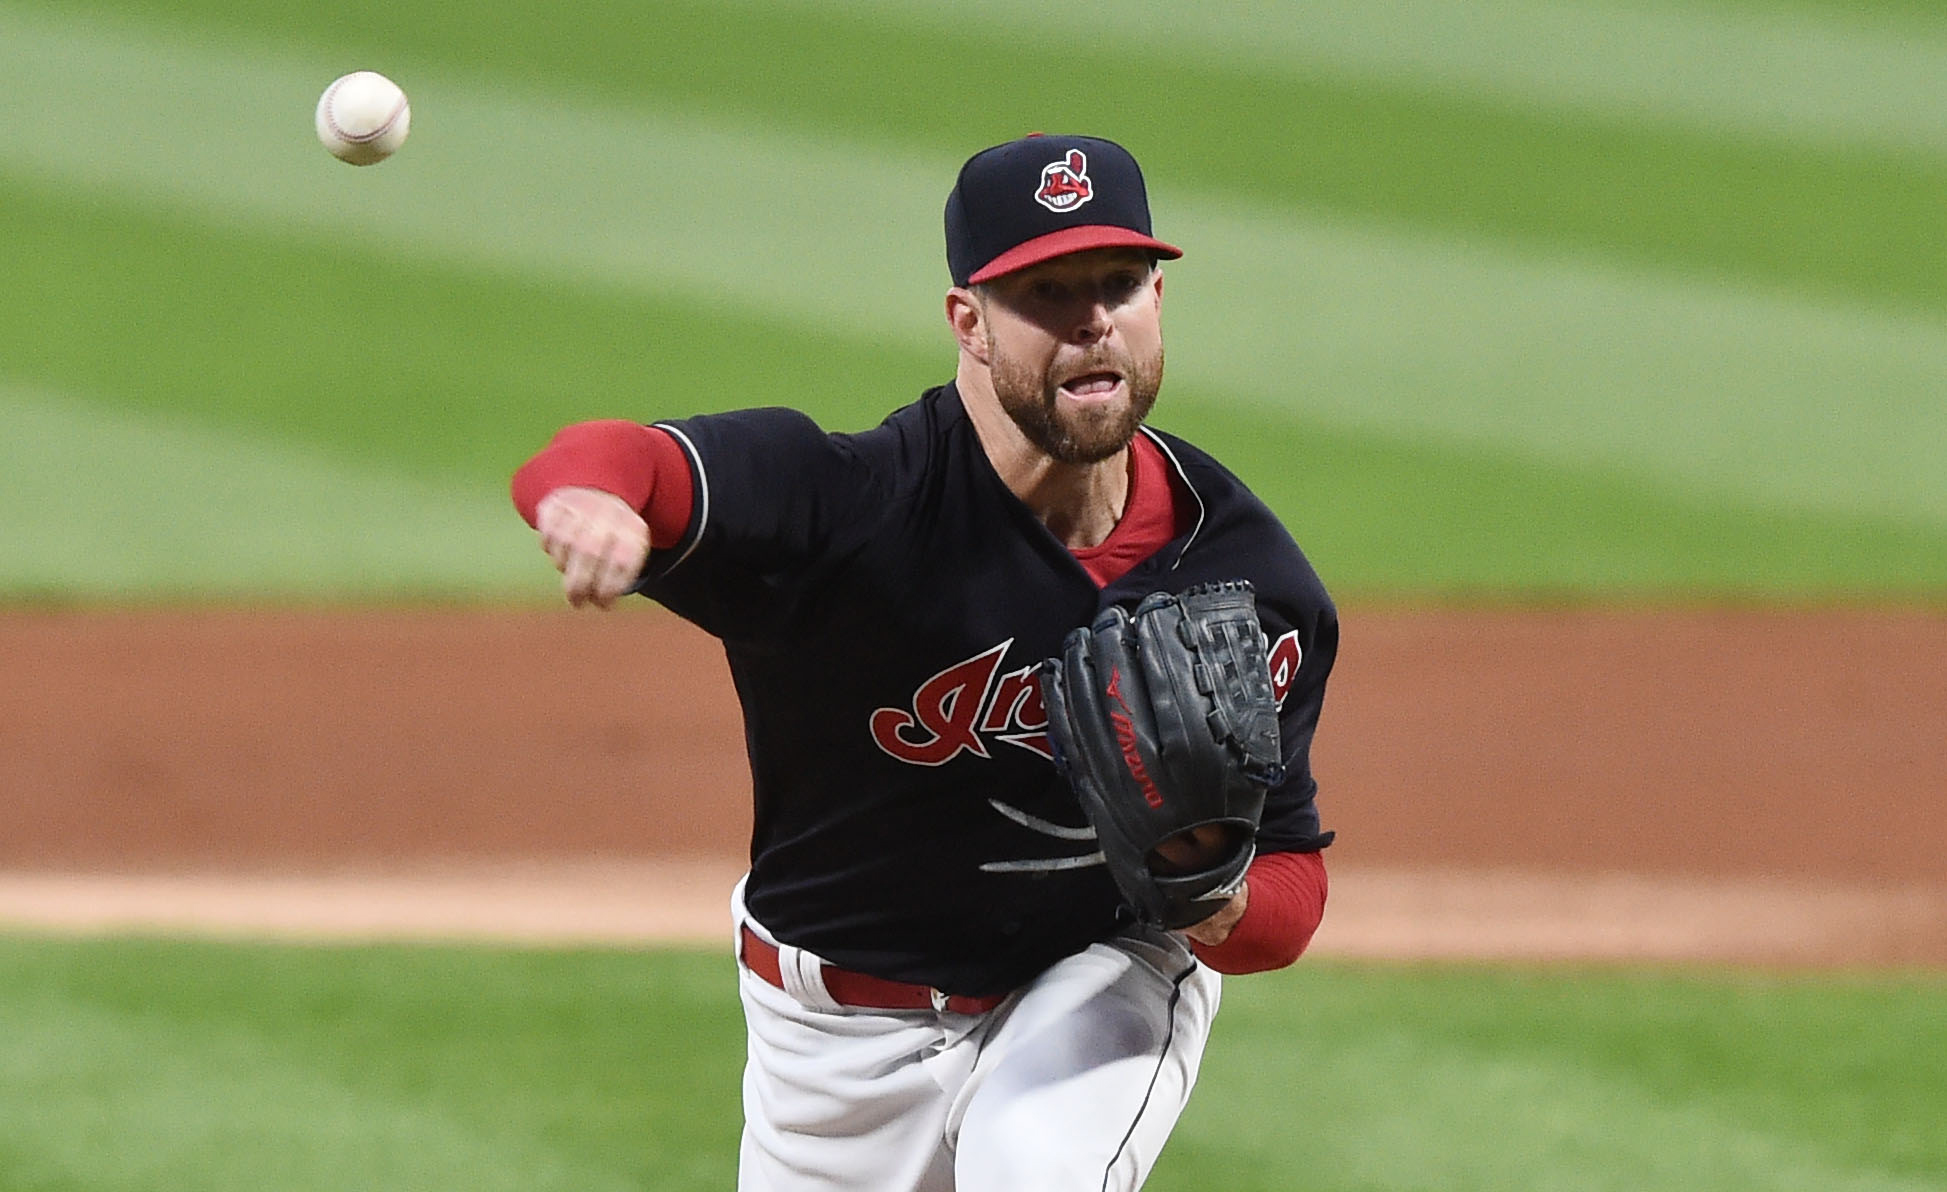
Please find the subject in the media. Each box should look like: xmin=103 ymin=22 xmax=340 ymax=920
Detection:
xmin=535 ymin=487 xmax=651 ymax=610
xmin=1181 ymin=881 xmax=1249 ymax=947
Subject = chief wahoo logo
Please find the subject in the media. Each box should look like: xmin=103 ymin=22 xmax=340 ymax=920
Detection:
xmin=1034 ymin=150 xmax=1093 ymax=213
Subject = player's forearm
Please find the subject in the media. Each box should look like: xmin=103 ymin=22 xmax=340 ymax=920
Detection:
xmin=511 ymin=419 xmax=694 ymax=547
xmin=1187 ymin=849 xmax=1327 ymax=974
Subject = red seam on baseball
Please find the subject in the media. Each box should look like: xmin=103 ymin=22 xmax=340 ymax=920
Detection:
xmin=324 ymin=76 xmax=407 ymax=144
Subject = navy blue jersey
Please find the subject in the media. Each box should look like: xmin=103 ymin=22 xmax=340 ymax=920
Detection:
xmin=638 ymin=384 xmax=1337 ymax=995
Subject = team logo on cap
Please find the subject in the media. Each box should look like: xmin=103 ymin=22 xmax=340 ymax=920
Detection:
xmin=1034 ymin=150 xmax=1094 ymax=213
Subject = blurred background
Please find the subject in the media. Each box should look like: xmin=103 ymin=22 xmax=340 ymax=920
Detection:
xmin=2 ymin=0 xmax=1944 ymax=1189
xmin=4 ymin=0 xmax=1947 ymax=601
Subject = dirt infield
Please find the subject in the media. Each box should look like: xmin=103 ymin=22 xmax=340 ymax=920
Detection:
xmin=5 ymin=606 xmax=1945 ymax=966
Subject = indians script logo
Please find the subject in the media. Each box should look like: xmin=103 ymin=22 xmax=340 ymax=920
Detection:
xmin=869 ymin=631 xmax=1305 ymax=768
xmin=1034 ymin=150 xmax=1093 ymax=213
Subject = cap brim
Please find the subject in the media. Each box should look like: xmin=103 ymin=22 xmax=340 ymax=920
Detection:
xmin=967 ymin=225 xmax=1183 ymax=285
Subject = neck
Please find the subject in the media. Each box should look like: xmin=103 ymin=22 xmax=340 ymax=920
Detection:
xmin=957 ymin=366 xmax=1130 ymax=550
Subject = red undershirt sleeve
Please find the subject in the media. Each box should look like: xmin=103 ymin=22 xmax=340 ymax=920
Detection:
xmin=1189 ymin=848 xmax=1328 ymax=975
xmin=510 ymin=419 xmax=695 ymax=550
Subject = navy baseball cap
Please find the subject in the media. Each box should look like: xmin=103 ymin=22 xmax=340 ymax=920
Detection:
xmin=945 ymin=134 xmax=1182 ymax=287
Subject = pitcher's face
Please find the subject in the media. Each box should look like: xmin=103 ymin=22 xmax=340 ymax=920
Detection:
xmin=977 ymin=249 xmax=1164 ymax=464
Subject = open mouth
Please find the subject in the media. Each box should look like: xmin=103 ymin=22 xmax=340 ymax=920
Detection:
xmin=1058 ymin=372 xmax=1124 ymax=400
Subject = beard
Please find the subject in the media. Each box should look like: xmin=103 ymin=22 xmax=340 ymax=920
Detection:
xmin=988 ymin=338 xmax=1163 ymax=465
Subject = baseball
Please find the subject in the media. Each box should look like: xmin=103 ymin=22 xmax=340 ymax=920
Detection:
xmin=315 ymin=71 xmax=411 ymax=166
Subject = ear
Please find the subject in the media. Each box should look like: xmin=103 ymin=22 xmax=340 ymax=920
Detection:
xmin=945 ymin=287 xmax=990 ymax=364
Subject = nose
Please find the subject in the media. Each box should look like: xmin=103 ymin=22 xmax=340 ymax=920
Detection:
xmin=1073 ymin=297 xmax=1113 ymax=345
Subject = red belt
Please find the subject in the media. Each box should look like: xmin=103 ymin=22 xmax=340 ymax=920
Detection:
xmin=739 ymin=925 xmax=1009 ymax=1015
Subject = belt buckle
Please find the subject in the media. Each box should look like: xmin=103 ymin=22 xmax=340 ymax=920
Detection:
xmin=930 ymin=987 xmax=950 ymax=1013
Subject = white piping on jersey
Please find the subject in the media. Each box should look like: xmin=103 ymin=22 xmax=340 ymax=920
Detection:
xmin=1136 ymin=426 xmax=1205 ymax=570
xmin=652 ymin=422 xmax=709 ymax=575
xmin=979 ymin=798 xmax=1105 ymax=872
xmin=986 ymin=798 xmax=1098 ymax=841
xmin=980 ymin=853 xmax=1107 ymax=873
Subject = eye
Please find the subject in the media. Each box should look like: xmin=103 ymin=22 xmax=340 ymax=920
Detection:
xmin=1030 ymin=279 xmax=1069 ymax=304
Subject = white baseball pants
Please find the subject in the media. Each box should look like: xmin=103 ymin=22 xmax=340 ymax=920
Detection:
xmin=732 ymin=880 xmax=1220 ymax=1191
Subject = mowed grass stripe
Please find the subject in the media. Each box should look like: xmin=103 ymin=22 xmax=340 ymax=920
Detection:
xmin=1164 ymin=963 xmax=1947 ymax=1190
xmin=2 ymin=6 xmax=1943 ymax=529
xmin=767 ymin=0 xmax=1947 ymax=157
xmin=4 ymin=935 xmax=1943 ymax=1192
xmin=6 ymin=174 xmax=1947 ymax=598
xmin=1 ymin=998 xmax=631 ymax=1191
xmin=1175 ymin=205 xmax=1947 ymax=524
xmin=1186 ymin=1028 xmax=1934 ymax=1191
xmin=1166 ymin=398 xmax=1947 ymax=600
xmin=0 ymin=382 xmax=536 ymax=599
xmin=0 ymin=937 xmax=743 ymax=1190
xmin=35 ymin=0 xmax=1947 ymax=319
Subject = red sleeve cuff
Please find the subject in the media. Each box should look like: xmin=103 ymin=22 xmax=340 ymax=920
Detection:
xmin=1190 ymin=848 xmax=1328 ymax=975
xmin=509 ymin=420 xmax=694 ymax=549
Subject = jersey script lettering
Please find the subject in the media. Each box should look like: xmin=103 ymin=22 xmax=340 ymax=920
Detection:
xmin=869 ymin=631 xmax=1303 ymax=770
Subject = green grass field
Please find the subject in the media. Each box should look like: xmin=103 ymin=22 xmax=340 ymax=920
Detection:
xmin=2 ymin=934 xmax=1942 ymax=1192
xmin=2 ymin=0 xmax=1944 ymax=601
xmin=5 ymin=1 xmax=1944 ymax=1187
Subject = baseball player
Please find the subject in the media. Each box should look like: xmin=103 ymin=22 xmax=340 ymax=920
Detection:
xmin=511 ymin=133 xmax=1338 ymax=1190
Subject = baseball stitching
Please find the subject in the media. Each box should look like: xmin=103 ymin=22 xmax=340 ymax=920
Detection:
xmin=323 ymin=76 xmax=407 ymax=144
